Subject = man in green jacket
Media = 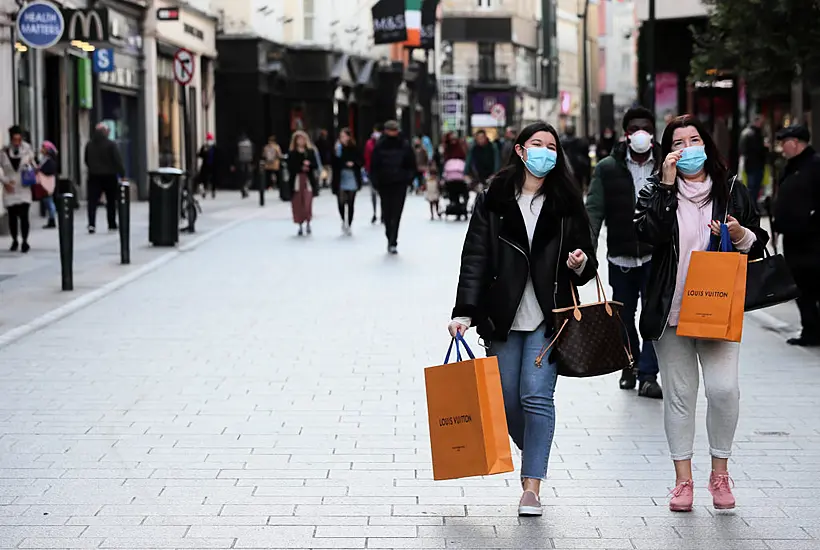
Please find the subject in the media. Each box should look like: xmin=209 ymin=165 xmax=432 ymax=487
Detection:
xmin=586 ymin=107 xmax=663 ymax=399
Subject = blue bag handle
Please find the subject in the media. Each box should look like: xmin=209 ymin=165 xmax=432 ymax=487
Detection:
xmin=443 ymin=332 xmax=476 ymax=364
xmin=709 ymin=223 xmax=733 ymax=253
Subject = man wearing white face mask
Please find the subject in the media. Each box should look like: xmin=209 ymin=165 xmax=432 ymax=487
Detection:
xmin=587 ymin=107 xmax=663 ymax=399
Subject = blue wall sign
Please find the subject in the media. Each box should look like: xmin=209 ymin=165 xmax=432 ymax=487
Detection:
xmin=16 ymin=1 xmax=65 ymax=50
xmin=93 ymin=49 xmax=115 ymax=73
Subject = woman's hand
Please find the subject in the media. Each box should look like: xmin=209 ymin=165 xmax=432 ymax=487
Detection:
xmin=448 ymin=321 xmax=468 ymax=338
xmin=662 ymin=151 xmax=682 ymax=184
xmin=710 ymin=215 xmax=745 ymax=242
xmin=567 ymin=249 xmax=587 ymax=271
xmin=3 ymin=182 xmax=13 ymax=193
xmin=346 ymin=161 xmax=354 ymax=168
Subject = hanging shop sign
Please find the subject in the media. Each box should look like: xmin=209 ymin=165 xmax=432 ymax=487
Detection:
xmin=61 ymin=8 xmax=109 ymax=42
xmin=16 ymin=1 xmax=65 ymax=49
xmin=372 ymin=0 xmax=406 ymax=45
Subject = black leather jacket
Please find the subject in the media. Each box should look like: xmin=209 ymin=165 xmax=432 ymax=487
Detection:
xmin=634 ymin=176 xmax=769 ymax=341
xmin=452 ymin=178 xmax=598 ymax=343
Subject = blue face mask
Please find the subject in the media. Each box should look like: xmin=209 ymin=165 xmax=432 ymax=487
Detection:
xmin=677 ymin=146 xmax=707 ymax=176
xmin=523 ymin=147 xmax=557 ymax=177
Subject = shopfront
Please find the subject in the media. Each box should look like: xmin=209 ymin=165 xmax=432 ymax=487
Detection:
xmin=468 ymin=89 xmax=514 ymax=140
xmin=95 ymin=5 xmax=145 ymax=187
xmin=148 ymin=1 xmax=217 ymax=176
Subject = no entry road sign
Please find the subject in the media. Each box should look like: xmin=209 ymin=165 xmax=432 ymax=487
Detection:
xmin=173 ymin=48 xmax=195 ymax=86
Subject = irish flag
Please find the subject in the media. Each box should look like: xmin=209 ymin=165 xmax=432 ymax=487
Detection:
xmin=404 ymin=0 xmax=421 ymax=46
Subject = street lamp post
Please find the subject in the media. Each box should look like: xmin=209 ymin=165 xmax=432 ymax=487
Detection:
xmin=645 ymin=0 xmax=656 ymax=112
xmin=581 ymin=0 xmax=590 ymax=138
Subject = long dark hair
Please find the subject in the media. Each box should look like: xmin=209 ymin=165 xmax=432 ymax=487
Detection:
xmin=660 ymin=115 xmax=729 ymax=207
xmin=492 ymin=122 xmax=585 ymax=215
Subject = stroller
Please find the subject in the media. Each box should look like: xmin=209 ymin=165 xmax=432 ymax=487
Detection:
xmin=441 ymin=157 xmax=469 ymax=221
xmin=444 ymin=179 xmax=469 ymax=220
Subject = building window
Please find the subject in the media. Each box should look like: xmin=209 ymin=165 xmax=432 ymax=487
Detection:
xmin=303 ymin=0 xmax=314 ymax=41
xmin=477 ymin=0 xmax=491 ymax=6
xmin=478 ymin=42 xmax=495 ymax=81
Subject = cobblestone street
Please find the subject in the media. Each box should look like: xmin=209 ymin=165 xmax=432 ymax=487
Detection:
xmin=0 ymin=193 xmax=819 ymax=550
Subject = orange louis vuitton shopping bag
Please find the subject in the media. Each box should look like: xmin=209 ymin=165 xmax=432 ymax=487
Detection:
xmin=424 ymin=334 xmax=514 ymax=481
xmin=677 ymin=224 xmax=748 ymax=342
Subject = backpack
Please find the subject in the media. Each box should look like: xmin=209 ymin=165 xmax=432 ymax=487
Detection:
xmin=442 ymin=158 xmax=466 ymax=182
xmin=237 ymin=139 xmax=253 ymax=164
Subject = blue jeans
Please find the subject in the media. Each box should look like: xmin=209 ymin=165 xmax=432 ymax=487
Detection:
xmin=746 ymin=168 xmax=764 ymax=205
xmin=42 ymin=196 xmax=56 ymax=220
xmin=489 ymin=324 xmax=557 ymax=480
xmin=608 ymin=261 xmax=660 ymax=382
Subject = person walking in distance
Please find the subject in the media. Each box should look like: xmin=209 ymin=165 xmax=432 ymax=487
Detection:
xmin=449 ymin=122 xmax=597 ymax=516
xmin=262 ymin=135 xmax=283 ymax=191
xmin=197 ymin=133 xmax=219 ymax=199
xmin=739 ymin=114 xmax=768 ymax=205
xmin=37 ymin=140 xmax=59 ymax=229
xmin=364 ymin=124 xmax=382 ymax=224
xmin=85 ymin=123 xmax=125 ymax=234
xmin=772 ymin=124 xmax=820 ymax=347
xmin=235 ymin=133 xmax=254 ymax=198
xmin=286 ymin=130 xmax=318 ymax=237
xmin=332 ymin=128 xmax=363 ymax=236
xmin=370 ymin=120 xmax=416 ymax=255
xmin=586 ymin=106 xmax=663 ymax=399
xmin=1 ymin=125 xmax=36 ymax=252
xmin=465 ymin=130 xmax=500 ymax=192
xmin=635 ymin=115 xmax=768 ymax=513
xmin=315 ymin=128 xmax=333 ymax=189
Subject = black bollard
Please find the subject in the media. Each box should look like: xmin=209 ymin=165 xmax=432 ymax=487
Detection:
xmin=57 ymin=193 xmax=74 ymax=291
xmin=119 ymin=180 xmax=130 ymax=264
xmin=259 ymin=167 xmax=265 ymax=207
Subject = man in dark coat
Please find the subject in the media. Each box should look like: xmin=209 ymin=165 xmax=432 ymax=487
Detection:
xmin=370 ymin=120 xmax=416 ymax=255
xmin=587 ymin=106 xmax=662 ymax=398
xmin=85 ymin=123 xmax=125 ymax=233
xmin=773 ymin=124 xmax=820 ymax=347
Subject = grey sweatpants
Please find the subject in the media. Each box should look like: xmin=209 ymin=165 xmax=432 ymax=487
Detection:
xmin=654 ymin=328 xmax=740 ymax=461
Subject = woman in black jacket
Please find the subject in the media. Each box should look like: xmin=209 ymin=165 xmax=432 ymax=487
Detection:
xmin=635 ymin=115 xmax=768 ymax=513
xmin=287 ymin=131 xmax=319 ymax=236
xmin=331 ymin=128 xmax=363 ymax=235
xmin=448 ymin=122 xmax=597 ymax=516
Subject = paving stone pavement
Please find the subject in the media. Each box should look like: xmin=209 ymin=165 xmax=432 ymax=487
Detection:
xmin=0 ymin=193 xmax=819 ymax=550
xmin=0 ymin=192 xmax=281 ymax=337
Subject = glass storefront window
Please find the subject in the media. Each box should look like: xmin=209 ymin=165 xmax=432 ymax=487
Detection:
xmin=16 ymin=50 xmax=33 ymax=140
xmin=157 ymin=56 xmax=182 ymax=168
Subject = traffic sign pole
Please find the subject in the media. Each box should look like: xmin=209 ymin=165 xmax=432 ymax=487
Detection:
xmin=174 ymin=49 xmax=196 ymax=232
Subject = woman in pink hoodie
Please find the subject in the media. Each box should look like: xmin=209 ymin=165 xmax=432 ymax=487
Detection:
xmin=635 ymin=116 xmax=768 ymax=513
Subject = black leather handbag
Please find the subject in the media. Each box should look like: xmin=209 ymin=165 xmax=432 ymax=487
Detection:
xmin=744 ymin=249 xmax=800 ymax=311
xmin=535 ymin=275 xmax=633 ymax=378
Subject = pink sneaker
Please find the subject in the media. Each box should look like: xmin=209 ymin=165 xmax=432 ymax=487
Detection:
xmin=518 ymin=490 xmax=542 ymax=517
xmin=709 ymin=471 xmax=736 ymax=510
xmin=669 ymin=480 xmax=694 ymax=512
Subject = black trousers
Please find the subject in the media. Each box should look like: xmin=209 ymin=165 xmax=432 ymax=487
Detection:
xmin=792 ymin=267 xmax=820 ymax=339
xmin=88 ymin=174 xmax=119 ymax=229
xmin=380 ymin=185 xmax=407 ymax=247
xmin=337 ymin=190 xmax=356 ymax=225
xmin=7 ymin=203 xmax=30 ymax=243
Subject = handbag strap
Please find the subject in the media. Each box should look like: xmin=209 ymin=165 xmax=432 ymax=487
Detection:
xmin=534 ymin=319 xmax=569 ymax=368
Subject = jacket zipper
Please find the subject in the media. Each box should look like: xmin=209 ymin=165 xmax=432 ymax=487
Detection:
xmin=499 ymin=236 xmax=531 ymax=330
xmin=658 ymin=237 xmax=678 ymax=341
xmin=555 ymin=219 xmax=564 ymax=307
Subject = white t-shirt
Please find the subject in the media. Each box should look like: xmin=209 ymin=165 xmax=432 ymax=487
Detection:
xmin=511 ymin=193 xmax=546 ymax=331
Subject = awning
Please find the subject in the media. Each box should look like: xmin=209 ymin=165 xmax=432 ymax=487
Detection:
xmin=331 ymin=53 xmax=356 ymax=87
xmin=356 ymin=59 xmax=376 ymax=87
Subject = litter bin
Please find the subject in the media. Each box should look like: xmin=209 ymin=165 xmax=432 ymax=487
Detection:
xmin=149 ymin=168 xmax=184 ymax=246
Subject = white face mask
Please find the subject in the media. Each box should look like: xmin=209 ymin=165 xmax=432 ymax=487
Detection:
xmin=629 ymin=130 xmax=653 ymax=154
